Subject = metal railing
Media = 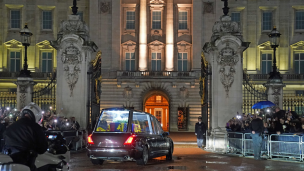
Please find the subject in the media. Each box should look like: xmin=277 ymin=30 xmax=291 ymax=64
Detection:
xmin=207 ymin=132 xmax=304 ymax=162
xmin=227 ymin=132 xmax=243 ymax=155
xmin=247 ymin=74 xmax=304 ymax=81
xmin=0 ymin=92 xmax=17 ymax=109
xmin=117 ymin=71 xmax=198 ymax=78
xmin=243 ymin=133 xmax=269 ymax=158
xmin=269 ymin=134 xmax=302 ymax=161
xmin=0 ymin=72 xmax=53 ymax=79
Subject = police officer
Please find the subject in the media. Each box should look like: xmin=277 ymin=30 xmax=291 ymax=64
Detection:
xmin=195 ymin=116 xmax=206 ymax=148
xmin=2 ymin=102 xmax=48 ymax=171
xmin=250 ymin=113 xmax=265 ymax=160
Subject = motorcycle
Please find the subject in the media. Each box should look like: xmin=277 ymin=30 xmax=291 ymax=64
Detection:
xmin=0 ymin=131 xmax=70 ymax=171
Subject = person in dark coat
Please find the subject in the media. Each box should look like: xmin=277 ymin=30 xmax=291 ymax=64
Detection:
xmin=195 ymin=116 xmax=206 ymax=148
xmin=250 ymin=114 xmax=265 ymax=160
xmin=0 ymin=121 xmax=6 ymax=151
xmin=274 ymin=107 xmax=285 ymax=120
xmin=2 ymin=103 xmax=48 ymax=171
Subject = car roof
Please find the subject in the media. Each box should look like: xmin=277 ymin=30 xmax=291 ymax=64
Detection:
xmin=101 ymin=107 xmax=154 ymax=117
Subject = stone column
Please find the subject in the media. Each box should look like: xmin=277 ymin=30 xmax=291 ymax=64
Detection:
xmin=264 ymin=81 xmax=285 ymax=108
xmin=15 ymin=77 xmax=35 ymax=110
xmin=139 ymin=0 xmax=147 ymax=71
xmin=51 ymin=14 xmax=97 ymax=129
xmin=165 ymin=0 xmax=174 ymax=71
xmin=203 ymin=15 xmax=250 ymax=150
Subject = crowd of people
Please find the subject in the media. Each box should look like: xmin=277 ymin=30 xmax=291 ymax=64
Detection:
xmin=0 ymin=107 xmax=81 ymax=140
xmin=226 ymin=107 xmax=304 ymax=135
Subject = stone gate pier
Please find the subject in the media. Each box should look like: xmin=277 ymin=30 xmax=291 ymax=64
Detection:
xmin=203 ymin=7 xmax=250 ymax=150
xmin=51 ymin=5 xmax=97 ymax=129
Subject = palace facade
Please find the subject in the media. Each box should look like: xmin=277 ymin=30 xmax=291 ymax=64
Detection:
xmin=0 ymin=0 xmax=304 ymax=131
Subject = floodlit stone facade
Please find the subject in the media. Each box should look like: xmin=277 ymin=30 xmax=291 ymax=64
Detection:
xmin=0 ymin=0 xmax=304 ymax=131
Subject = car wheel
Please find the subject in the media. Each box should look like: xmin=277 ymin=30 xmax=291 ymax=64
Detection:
xmin=136 ymin=145 xmax=149 ymax=165
xmin=91 ymin=159 xmax=104 ymax=165
xmin=166 ymin=143 xmax=173 ymax=161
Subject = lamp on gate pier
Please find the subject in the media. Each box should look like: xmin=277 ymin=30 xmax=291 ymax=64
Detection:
xmin=19 ymin=24 xmax=33 ymax=77
xmin=267 ymin=26 xmax=282 ymax=82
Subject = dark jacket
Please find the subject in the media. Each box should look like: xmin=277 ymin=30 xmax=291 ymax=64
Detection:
xmin=274 ymin=110 xmax=285 ymax=119
xmin=250 ymin=118 xmax=264 ymax=134
xmin=195 ymin=122 xmax=206 ymax=139
xmin=3 ymin=117 xmax=48 ymax=154
xmin=0 ymin=123 xmax=6 ymax=140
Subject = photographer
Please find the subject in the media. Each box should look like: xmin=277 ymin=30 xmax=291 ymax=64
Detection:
xmin=70 ymin=117 xmax=80 ymax=130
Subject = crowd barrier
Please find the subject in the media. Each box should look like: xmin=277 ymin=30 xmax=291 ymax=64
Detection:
xmin=47 ymin=130 xmax=86 ymax=151
xmin=224 ymin=132 xmax=304 ymax=161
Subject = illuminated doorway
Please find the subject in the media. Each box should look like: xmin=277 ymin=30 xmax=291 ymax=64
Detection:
xmin=145 ymin=95 xmax=169 ymax=131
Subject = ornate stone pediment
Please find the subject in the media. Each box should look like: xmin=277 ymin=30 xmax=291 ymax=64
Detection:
xmin=4 ymin=39 xmax=23 ymax=48
xmin=148 ymin=40 xmax=165 ymax=51
xmin=258 ymin=41 xmax=273 ymax=50
xmin=121 ymin=40 xmax=136 ymax=52
xmin=36 ymin=40 xmax=53 ymax=49
xmin=150 ymin=0 xmax=165 ymax=5
xmin=177 ymin=41 xmax=192 ymax=51
xmin=291 ymin=41 xmax=304 ymax=50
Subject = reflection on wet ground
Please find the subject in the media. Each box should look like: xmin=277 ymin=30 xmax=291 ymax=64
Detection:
xmin=69 ymin=148 xmax=304 ymax=171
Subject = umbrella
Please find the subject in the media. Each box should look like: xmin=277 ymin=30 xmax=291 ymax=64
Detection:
xmin=252 ymin=101 xmax=275 ymax=109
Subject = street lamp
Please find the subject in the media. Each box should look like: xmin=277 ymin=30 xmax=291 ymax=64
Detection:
xmin=19 ymin=24 xmax=33 ymax=77
xmin=268 ymin=26 xmax=282 ymax=81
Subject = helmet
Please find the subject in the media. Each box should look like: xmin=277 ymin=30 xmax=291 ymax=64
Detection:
xmin=21 ymin=102 xmax=43 ymax=123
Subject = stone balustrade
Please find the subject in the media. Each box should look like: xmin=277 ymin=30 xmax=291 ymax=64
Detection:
xmin=0 ymin=72 xmax=53 ymax=79
xmin=117 ymin=71 xmax=199 ymax=78
xmin=248 ymin=74 xmax=304 ymax=81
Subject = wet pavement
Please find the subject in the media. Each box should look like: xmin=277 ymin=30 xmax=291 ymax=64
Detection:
xmin=68 ymin=147 xmax=304 ymax=171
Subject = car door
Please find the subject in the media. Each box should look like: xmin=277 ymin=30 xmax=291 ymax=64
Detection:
xmin=148 ymin=116 xmax=160 ymax=156
xmin=153 ymin=117 xmax=168 ymax=154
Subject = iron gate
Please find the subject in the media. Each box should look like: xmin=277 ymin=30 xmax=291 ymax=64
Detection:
xmin=88 ymin=51 xmax=102 ymax=130
xmin=242 ymin=72 xmax=268 ymax=114
xmin=32 ymin=72 xmax=56 ymax=111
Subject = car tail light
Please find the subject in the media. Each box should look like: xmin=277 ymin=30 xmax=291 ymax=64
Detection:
xmin=88 ymin=134 xmax=94 ymax=145
xmin=124 ymin=135 xmax=136 ymax=145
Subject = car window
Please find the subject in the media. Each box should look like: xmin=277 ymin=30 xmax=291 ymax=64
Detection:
xmin=132 ymin=112 xmax=152 ymax=134
xmin=152 ymin=117 xmax=161 ymax=135
xmin=150 ymin=116 xmax=156 ymax=134
xmin=95 ymin=110 xmax=129 ymax=132
xmin=154 ymin=117 xmax=164 ymax=135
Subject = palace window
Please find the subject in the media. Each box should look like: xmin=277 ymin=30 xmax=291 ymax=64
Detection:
xmin=126 ymin=11 xmax=135 ymax=29
xmin=42 ymin=52 xmax=52 ymax=72
xmin=152 ymin=11 xmax=161 ymax=29
xmin=156 ymin=96 xmax=162 ymax=103
xmin=10 ymin=10 xmax=21 ymax=29
xmin=295 ymin=11 xmax=304 ymax=30
xmin=231 ymin=12 xmax=240 ymax=26
xmin=294 ymin=53 xmax=304 ymax=74
xmin=151 ymin=52 xmax=161 ymax=71
xmin=42 ymin=11 xmax=52 ymax=30
xmin=178 ymin=53 xmax=188 ymax=71
xmin=126 ymin=52 xmax=135 ymax=71
xmin=178 ymin=11 xmax=187 ymax=30
xmin=261 ymin=53 xmax=272 ymax=74
xmin=262 ymin=12 xmax=272 ymax=31
xmin=9 ymin=51 xmax=21 ymax=72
